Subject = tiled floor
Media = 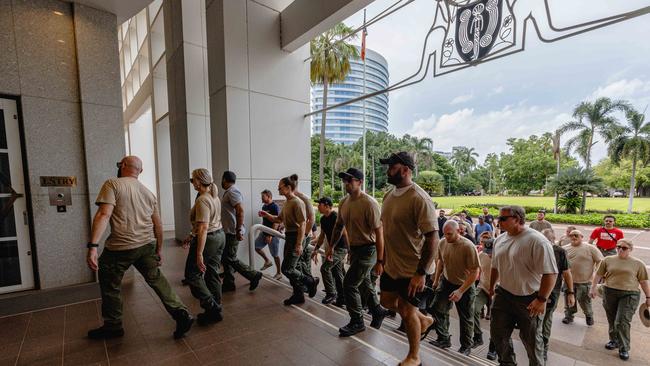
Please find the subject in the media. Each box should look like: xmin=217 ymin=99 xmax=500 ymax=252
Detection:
xmin=2 ymin=238 xmax=649 ymax=366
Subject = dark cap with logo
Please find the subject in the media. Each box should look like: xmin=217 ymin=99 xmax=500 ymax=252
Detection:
xmin=338 ymin=167 xmax=364 ymax=181
xmin=379 ymin=151 xmax=415 ymax=170
xmin=317 ymin=197 xmax=333 ymax=207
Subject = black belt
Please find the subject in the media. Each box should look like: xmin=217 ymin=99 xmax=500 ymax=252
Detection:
xmin=207 ymin=229 xmax=223 ymax=236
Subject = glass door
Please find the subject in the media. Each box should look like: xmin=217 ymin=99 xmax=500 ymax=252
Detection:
xmin=0 ymin=98 xmax=34 ymax=294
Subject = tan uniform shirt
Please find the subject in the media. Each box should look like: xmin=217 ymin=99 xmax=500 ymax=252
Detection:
xmin=596 ymin=255 xmax=649 ymax=292
xmin=381 ymin=183 xmax=438 ymax=279
xmin=478 ymin=252 xmax=492 ymax=292
xmin=190 ymin=193 xmax=223 ymax=234
xmin=280 ymin=196 xmax=306 ymax=233
xmin=336 ymin=192 xmax=381 ymax=246
xmin=558 ymin=235 xmax=572 ymax=246
xmin=563 ymin=242 xmax=603 ymax=283
xmin=295 ymin=191 xmax=314 ymax=223
xmin=436 ymin=236 xmax=480 ymax=286
xmin=529 ymin=219 xmax=552 ymax=232
xmin=95 ymin=177 xmax=158 ymax=251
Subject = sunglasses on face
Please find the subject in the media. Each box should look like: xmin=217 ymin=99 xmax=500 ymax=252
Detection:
xmin=616 ymin=245 xmax=630 ymax=251
xmin=498 ymin=215 xmax=514 ymax=221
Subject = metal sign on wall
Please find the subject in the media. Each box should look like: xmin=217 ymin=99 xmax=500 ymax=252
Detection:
xmin=40 ymin=176 xmax=76 ymax=212
xmin=39 ymin=176 xmax=77 ymax=187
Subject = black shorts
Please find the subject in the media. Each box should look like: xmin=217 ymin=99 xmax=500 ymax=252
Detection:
xmin=380 ymin=272 xmax=430 ymax=308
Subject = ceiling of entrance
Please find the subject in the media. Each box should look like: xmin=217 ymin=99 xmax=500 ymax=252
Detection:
xmin=68 ymin=0 xmax=153 ymax=23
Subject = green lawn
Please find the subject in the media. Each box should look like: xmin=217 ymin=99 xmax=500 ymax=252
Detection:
xmin=433 ymin=195 xmax=650 ymax=213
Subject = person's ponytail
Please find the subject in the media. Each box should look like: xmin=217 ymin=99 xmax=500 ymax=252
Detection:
xmin=209 ymin=182 xmax=218 ymax=199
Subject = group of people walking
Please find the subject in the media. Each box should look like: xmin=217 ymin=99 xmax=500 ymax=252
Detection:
xmin=84 ymin=154 xmax=650 ymax=366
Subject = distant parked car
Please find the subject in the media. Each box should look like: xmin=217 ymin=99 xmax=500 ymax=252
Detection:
xmin=612 ymin=190 xmax=625 ymax=197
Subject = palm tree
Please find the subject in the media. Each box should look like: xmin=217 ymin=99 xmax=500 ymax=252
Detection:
xmin=403 ymin=135 xmax=433 ymax=177
xmin=310 ymin=23 xmax=359 ymax=197
xmin=558 ymin=97 xmax=629 ymax=213
xmin=451 ymin=146 xmax=478 ymax=177
xmin=605 ymin=107 xmax=650 ymax=213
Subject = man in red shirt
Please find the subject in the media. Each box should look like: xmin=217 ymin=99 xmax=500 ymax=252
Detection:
xmin=588 ymin=215 xmax=624 ymax=257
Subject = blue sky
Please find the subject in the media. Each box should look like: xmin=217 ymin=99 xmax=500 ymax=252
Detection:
xmin=343 ymin=0 xmax=650 ymax=164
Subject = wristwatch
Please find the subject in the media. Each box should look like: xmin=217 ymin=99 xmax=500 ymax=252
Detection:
xmin=376 ymin=259 xmax=384 ymax=264
xmin=536 ymin=295 xmax=547 ymax=302
xmin=565 ymin=290 xmax=575 ymax=295
xmin=416 ymin=267 xmax=427 ymax=276
xmin=86 ymin=243 xmax=99 ymax=248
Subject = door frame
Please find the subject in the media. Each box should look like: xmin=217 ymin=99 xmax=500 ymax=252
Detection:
xmin=0 ymin=93 xmax=40 ymax=292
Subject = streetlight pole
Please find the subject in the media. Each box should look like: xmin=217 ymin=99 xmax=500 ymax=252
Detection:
xmin=361 ymin=9 xmax=367 ymax=192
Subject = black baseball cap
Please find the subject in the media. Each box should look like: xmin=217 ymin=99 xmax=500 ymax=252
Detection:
xmin=222 ymin=171 xmax=236 ymax=183
xmin=317 ymin=197 xmax=333 ymax=207
xmin=338 ymin=167 xmax=364 ymax=181
xmin=379 ymin=151 xmax=415 ymax=170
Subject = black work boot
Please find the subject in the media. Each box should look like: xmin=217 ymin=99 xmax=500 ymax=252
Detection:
xmin=430 ymin=337 xmax=452 ymax=349
xmin=197 ymin=305 xmax=223 ymax=326
xmin=172 ymin=309 xmax=194 ymax=339
xmin=472 ymin=335 xmax=484 ymax=348
xmin=88 ymin=325 xmax=124 ymax=340
xmin=369 ymin=305 xmax=387 ymax=329
xmin=249 ymin=272 xmax=263 ymax=291
xmin=339 ymin=319 xmax=366 ymax=337
xmin=308 ymin=277 xmax=320 ymax=298
xmin=322 ymin=293 xmax=337 ymax=305
xmin=283 ymin=291 xmax=305 ymax=306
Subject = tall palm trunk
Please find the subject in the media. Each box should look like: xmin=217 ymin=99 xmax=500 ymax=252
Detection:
xmin=581 ymin=128 xmax=594 ymax=214
xmin=628 ymin=155 xmax=638 ymax=213
xmin=318 ymin=76 xmax=329 ymax=197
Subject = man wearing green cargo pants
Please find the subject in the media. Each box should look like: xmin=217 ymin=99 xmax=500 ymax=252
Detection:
xmin=220 ymin=171 xmax=262 ymax=292
xmin=312 ymin=197 xmax=348 ymax=305
xmin=329 ymin=168 xmax=388 ymax=337
xmin=85 ymin=156 xmax=193 ymax=340
xmin=290 ymin=174 xmax=317 ymax=286
xmin=562 ymin=230 xmax=602 ymax=326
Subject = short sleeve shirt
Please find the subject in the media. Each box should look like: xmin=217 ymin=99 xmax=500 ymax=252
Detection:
xmin=590 ymin=227 xmax=624 ymax=251
xmin=381 ymin=183 xmax=439 ymax=279
xmin=336 ymin=192 xmax=381 ymax=246
xmin=279 ymin=196 xmax=306 ymax=233
xmin=320 ymin=211 xmax=348 ymax=250
xmin=563 ymin=243 xmax=603 ymax=283
xmin=491 ymin=228 xmax=558 ymax=296
xmin=529 ymin=220 xmax=552 ymax=232
xmin=436 ymin=236 xmax=480 ymax=286
xmin=221 ymin=185 xmax=243 ymax=234
xmin=95 ymin=177 xmax=158 ymax=251
xmin=596 ymin=255 xmax=648 ymax=292
xmin=294 ymin=191 xmax=315 ymax=224
xmin=552 ymin=245 xmax=570 ymax=291
xmin=478 ymin=252 xmax=492 ymax=292
xmin=190 ymin=193 xmax=222 ymax=234
xmin=262 ymin=202 xmax=279 ymax=228
xmin=484 ymin=214 xmax=494 ymax=226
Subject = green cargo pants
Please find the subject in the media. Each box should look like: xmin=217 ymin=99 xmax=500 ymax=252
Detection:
xmin=320 ymin=247 xmax=347 ymax=297
xmin=222 ymin=233 xmax=259 ymax=288
xmin=431 ymin=277 xmax=476 ymax=349
xmin=564 ymin=282 xmax=593 ymax=319
xmin=98 ymin=242 xmax=187 ymax=329
xmin=542 ymin=289 xmax=561 ymax=357
xmin=184 ymin=230 xmax=225 ymax=310
xmin=344 ymin=245 xmax=379 ymax=322
xmin=282 ymin=232 xmax=306 ymax=295
xmin=603 ymin=286 xmax=640 ymax=352
xmin=297 ymin=236 xmax=314 ymax=280
xmin=473 ymin=287 xmax=491 ymax=339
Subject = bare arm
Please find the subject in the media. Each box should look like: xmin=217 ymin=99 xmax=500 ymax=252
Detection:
xmin=417 ymin=231 xmax=438 ymax=275
xmin=235 ymin=203 xmax=244 ymax=235
xmin=640 ymin=280 xmax=650 ymax=306
xmin=562 ymin=269 xmax=574 ymax=291
xmin=489 ymin=268 xmax=499 ymax=296
xmin=432 ymin=259 xmax=443 ymax=287
xmin=86 ymin=204 xmax=114 ymax=271
xmin=295 ymin=222 xmax=306 ymax=254
xmin=329 ymin=221 xmax=345 ymax=250
xmin=194 ymin=222 xmax=209 ymax=272
xmin=152 ymin=211 xmax=164 ymax=254
xmin=373 ymin=226 xmax=385 ymax=275
xmin=538 ymin=273 xmax=558 ymax=299
xmin=459 ymin=267 xmax=480 ymax=293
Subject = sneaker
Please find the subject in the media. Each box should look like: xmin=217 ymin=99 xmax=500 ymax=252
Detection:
xmin=472 ymin=336 xmax=484 ymax=348
xmin=222 ymin=283 xmax=236 ymax=292
xmin=619 ymin=350 xmax=629 ymax=361
xmin=87 ymin=326 xmax=124 ymax=340
xmin=172 ymin=310 xmax=194 ymax=339
xmin=586 ymin=316 xmax=594 ymax=326
xmin=339 ymin=321 xmax=366 ymax=337
xmin=260 ymin=262 xmax=273 ymax=271
xmin=197 ymin=306 xmax=223 ymax=326
xmin=429 ymin=337 xmax=452 ymax=349
xmin=458 ymin=346 xmax=471 ymax=356
xmin=308 ymin=277 xmax=320 ymax=298
xmin=486 ymin=350 xmax=497 ymax=361
xmin=605 ymin=340 xmax=619 ymax=350
xmin=322 ymin=294 xmax=337 ymax=305
xmin=370 ymin=306 xmax=387 ymax=329
xmin=273 ymin=273 xmax=283 ymax=280
xmin=562 ymin=317 xmax=573 ymax=324
xmin=283 ymin=294 xmax=305 ymax=306
xmin=249 ymin=272 xmax=263 ymax=291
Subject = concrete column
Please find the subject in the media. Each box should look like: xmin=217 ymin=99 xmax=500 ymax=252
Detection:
xmin=205 ymin=0 xmax=311 ymax=265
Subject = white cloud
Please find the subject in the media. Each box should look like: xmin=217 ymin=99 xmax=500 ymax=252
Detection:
xmin=490 ymin=86 xmax=504 ymax=96
xmin=589 ymin=79 xmax=650 ymax=100
xmin=450 ymin=93 xmax=474 ymax=105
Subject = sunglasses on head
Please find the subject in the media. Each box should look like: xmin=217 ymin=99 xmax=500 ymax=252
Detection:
xmin=616 ymin=245 xmax=630 ymax=251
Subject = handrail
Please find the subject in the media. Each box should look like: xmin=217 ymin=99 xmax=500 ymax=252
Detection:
xmin=248 ymin=224 xmax=324 ymax=270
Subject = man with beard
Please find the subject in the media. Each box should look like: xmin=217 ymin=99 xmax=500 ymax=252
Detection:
xmin=379 ymin=152 xmax=439 ymax=366
xmin=328 ymin=168 xmax=388 ymax=336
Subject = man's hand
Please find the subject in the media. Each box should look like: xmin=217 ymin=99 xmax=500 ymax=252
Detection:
xmin=156 ymin=250 xmax=163 ymax=266
xmin=408 ymin=274 xmax=426 ymax=298
xmin=566 ymin=293 xmax=576 ymax=307
xmin=488 ymin=287 xmax=495 ymax=298
xmin=325 ymin=247 xmax=334 ymax=262
xmin=311 ymin=250 xmax=319 ymax=265
xmin=86 ymin=248 xmax=98 ymax=271
xmin=236 ymin=231 xmax=244 ymax=241
xmin=373 ymin=262 xmax=384 ymax=277
xmin=589 ymin=288 xmax=598 ymax=299
xmin=449 ymin=289 xmax=464 ymax=302
xmin=295 ymin=244 xmax=303 ymax=257
xmin=527 ymin=298 xmax=546 ymax=317
xmin=196 ymin=254 xmax=206 ymax=273
xmin=264 ymin=235 xmax=272 ymax=245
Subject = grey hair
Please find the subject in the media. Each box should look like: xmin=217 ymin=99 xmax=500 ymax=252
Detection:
xmin=541 ymin=228 xmax=556 ymax=244
xmin=443 ymin=220 xmax=459 ymax=231
xmin=500 ymin=205 xmax=526 ymax=225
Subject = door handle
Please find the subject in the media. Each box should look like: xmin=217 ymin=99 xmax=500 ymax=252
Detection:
xmin=23 ymin=210 xmax=28 ymax=225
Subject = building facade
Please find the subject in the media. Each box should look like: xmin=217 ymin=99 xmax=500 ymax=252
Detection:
xmin=311 ymin=47 xmax=389 ymax=145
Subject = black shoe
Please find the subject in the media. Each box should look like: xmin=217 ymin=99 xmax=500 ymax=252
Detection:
xmin=586 ymin=316 xmax=594 ymax=326
xmin=197 ymin=306 xmax=223 ymax=326
xmin=334 ymin=297 xmax=345 ymax=307
xmin=172 ymin=310 xmax=194 ymax=339
xmin=486 ymin=351 xmax=497 ymax=361
xmin=429 ymin=338 xmax=452 ymax=349
xmin=322 ymin=294 xmax=337 ymax=305
xmin=370 ymin=306 xmax=387 ymax=329
xmin=308 ymin=277 xmax=320 ymax=298
xmin=562 ymin=317 xmax=573 ymax=324
xmin=283 ymin=294 xmax=305 ymax=306
xmin=458 ymin=346 xmax=471 ymax=356
xmin=605 ymin=340 xmax=619 ymax=350
xmin=249 ymin=272 xmax=263 ymax=291
xmin=339 ymin=321 xmax=366 ymax=337
xmin=222 ymin=283 xmax=236 ymax=292
xmin=87 ymin=326 xmax=124 ymax=340
xmin=619 ymin=350 xmax=629 ymax=361
xmin=387 ymin=309 xmax=397 ymax=317
xmin=472 ymin=336 xmax=484 ymax=348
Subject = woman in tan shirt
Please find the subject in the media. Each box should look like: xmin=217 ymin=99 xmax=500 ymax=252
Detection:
xmin=183 ymin=168 xmax=225 ymax=325
xmin=590 ymin=239 xmax=650 ymax=361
